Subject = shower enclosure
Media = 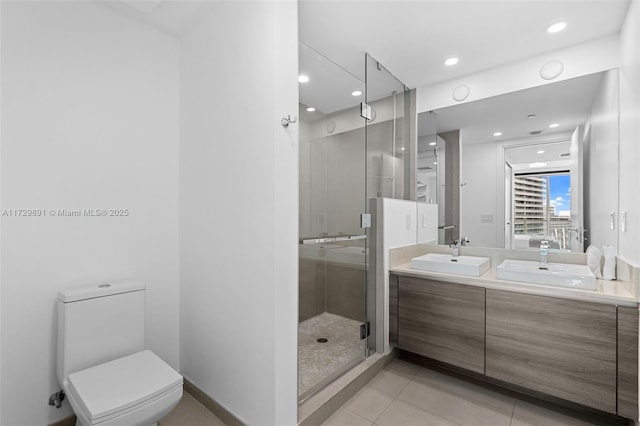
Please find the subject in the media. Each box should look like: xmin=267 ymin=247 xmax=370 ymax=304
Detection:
xmin=298 ymin=44 xmax=409 ymax=401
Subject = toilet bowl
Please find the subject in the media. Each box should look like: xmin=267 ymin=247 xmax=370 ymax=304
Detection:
xmin=57 ymin=282 xmax=183 ymax=426
xmin=65 ymin=350 xmax=182 ymax=426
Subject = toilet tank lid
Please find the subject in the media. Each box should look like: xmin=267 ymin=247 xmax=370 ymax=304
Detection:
xmin=58 ymin=281 xmax=145 ymax=303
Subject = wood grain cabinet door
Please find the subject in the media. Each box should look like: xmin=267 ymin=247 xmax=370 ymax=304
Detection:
xmin=486 ymin=289 xmax=617 ymax=414
xmin=398 ymin=276 xmax=485 ymax=374
xmin=617 ymin=306 xmax=639 ymax=419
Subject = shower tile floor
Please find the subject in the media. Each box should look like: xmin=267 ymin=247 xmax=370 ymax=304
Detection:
xmin=298 ymin=312 xmax=364 ymax=397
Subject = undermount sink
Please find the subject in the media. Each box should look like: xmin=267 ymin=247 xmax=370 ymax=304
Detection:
xmin=496 ymin=259 xmax=596 ymax=290
xmin=411 ymin=253 xmax=491 ymax=277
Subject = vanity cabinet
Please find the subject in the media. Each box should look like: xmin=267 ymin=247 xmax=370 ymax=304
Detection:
xmin=485 ymin=289 xmax=617 ymax=414
xmin=392 ymin=272 xmax=639 ymax=418
xmin=397 ymin=276 xmax=485 ymax=374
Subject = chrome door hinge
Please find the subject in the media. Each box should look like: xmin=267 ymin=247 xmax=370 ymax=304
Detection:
xmin=360 ymin=322 xmax=370 ymax=340
xmin=361 ymin=102 xmax=372 ymax=120
xmin=360 ymin=213 xmax=371 ymax=228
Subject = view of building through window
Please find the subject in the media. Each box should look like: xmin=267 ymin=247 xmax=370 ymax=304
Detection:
xmin=513 ymin=172 xmax=571 ymax=250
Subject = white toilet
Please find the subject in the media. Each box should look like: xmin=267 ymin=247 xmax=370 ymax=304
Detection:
xmin=57 ymin=281 xmax=183 ymax=426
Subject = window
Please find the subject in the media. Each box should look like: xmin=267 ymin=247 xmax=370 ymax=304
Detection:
xmin=513 ymin=172 xmax=571 ymax=250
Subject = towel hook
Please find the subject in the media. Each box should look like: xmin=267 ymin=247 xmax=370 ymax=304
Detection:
xmin=281 ymin=115 xmax=297 ymax=128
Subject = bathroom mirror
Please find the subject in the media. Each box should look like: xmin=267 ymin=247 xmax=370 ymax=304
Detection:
xmin=418 ymin=69 xmax=620 ymax=253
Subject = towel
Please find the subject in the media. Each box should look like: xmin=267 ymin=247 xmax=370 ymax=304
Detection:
xmin=586 ymin=245 xmax=602 ymax=278
xmin=602 ymin=245 xmax=616 ymax=280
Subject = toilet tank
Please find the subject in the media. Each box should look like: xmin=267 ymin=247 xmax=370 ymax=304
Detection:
xmin=57 ymin=282 xmax=145 ymax=387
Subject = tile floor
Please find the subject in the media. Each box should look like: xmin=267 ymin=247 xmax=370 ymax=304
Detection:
xmin=323 ymin=359 xmax=626 ymax=426
xmin=160 ymin=359 xmax=628 ymax=426
xmin=298 ymin=312 xmax=364 ymax=397
xmin=159 ymin=392 xmax=225 ymax=426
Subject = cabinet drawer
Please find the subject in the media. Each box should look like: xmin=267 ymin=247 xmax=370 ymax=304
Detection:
xmin=398 ymin=276 xmax=485 ymax=373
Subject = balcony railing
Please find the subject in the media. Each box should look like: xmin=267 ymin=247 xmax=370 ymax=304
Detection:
xmin=514 ymin=216 xmax=572 ymax=250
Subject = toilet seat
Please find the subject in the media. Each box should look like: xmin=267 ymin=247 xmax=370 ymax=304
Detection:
xmin=66 ymin=350 xmax=183 ymax=425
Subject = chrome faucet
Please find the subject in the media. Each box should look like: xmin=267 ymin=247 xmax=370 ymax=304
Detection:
xmin=450 ymin=240 xmax=460 ymax=257
xmin=539 ymin=240 xmax=549 ymax=269
xmin=450 ymin=237 xmax=469 ymax=257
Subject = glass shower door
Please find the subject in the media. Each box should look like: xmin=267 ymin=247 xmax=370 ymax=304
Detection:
xmin=364 ymin=54 xmax=410 ymax=354
xmin=298 ymin=43 xmax=368 ymax=401
xmin=365 ymin=54 xmax=411 ymax=202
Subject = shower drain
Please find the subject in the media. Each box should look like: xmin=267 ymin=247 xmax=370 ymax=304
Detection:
xmin=316 ymin=338 xmax=328 ymax=343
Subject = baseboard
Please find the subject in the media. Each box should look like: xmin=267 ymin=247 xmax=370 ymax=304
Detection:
xmin=183 ymin=378 xmax=245 ymax=426
xmin=49 ymin=415 xmax=76 ymax=426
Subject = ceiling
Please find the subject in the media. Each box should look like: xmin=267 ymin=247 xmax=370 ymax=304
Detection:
xmin=299 ymin=0 xmax=630 ymax=89
xmin=505 ymin=140 xmax=571 ymax=166
xmin=99 ymin=0 xmax=220 ymax=39
xmin=426 ymin=71 xmax=605 ymax=144
xmin=101 ymin=1 xmax=630 ymax=95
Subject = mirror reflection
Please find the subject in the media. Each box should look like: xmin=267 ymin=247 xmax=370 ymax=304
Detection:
xmin=418 ymin=69 xmax=620 ymax=253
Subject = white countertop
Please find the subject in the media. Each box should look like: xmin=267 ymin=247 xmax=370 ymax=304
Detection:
xmin=390 ymin=262 xmax=639 ymax=307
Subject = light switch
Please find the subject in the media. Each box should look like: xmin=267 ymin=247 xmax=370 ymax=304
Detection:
xmin=480 ymin=214 xmax=494 ymax=224
xmin=610 ymin=211 xmax=615 ymax=230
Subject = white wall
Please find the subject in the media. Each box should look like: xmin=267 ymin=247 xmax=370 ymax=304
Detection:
xmin=459 ymin=141 xmax=499 ymax=247
xmin=417 ymin=35 xmax=620 ymax=112
xmin=618 ymin=0 xmax=640 ymax=265
xmin=583 ymin=70 xmax=620 ymax=251
xmin=179 ymin=2 xmax=298 ymax=425
xmin=0 ymin=2 xmax=180 ymax=425
xmin=374 ymin=198 xmax=422 ymax=354
xmin=417 ymin=203 xmax=438 ymax=244
xmin=0 ymin=1 xmax=4 ymax=422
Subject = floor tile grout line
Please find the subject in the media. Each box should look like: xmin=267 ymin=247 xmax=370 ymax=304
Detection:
xmin=411 ymin=369 xmax=518 ymax=415
xmin=343 ymin=406 xmax=379 ymax=425
xmin=395 ymin=398 xmax=466 ymax=426
xmin=371 ymin=395 xmax=397 ymax=425
xmin=395 ymin=374 xmax=517 ymax=426
xmin=372 ymin=369 xmax=416 ymax=401
xmin=509 ymin=399 xmax=516 ymax=426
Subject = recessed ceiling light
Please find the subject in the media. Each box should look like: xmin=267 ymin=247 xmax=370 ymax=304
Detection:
xmin=351 ymin=90 xmax=362 ymax=97
xmin=549 ymin=123 xmax=559 ymax=128
xmin=537 ymin=150 xmax=545 ymax=154
xmin=547 ymin=22 xmax=567 ymax=34
xmin=527 ymin=114 xmax=536 ymax=119
xmin=444 ymin=57 xmax=459 ymax=66
xmin=401 ymin=147 xmax=405 ymax=151
xmin=298 ymin=75 xmax=310 ymax=83
xmin=529 ymin=162 xmax=548 ymax=168
xmin=433 ymin=161 xmax=438 ymax=165
xmin=429 ymin=142 xmax=437 ymax=146
xmin=306 ymin=107 xmax=316 ymax=112
xmin=493 ymin=132 xmax=502 ymax=137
